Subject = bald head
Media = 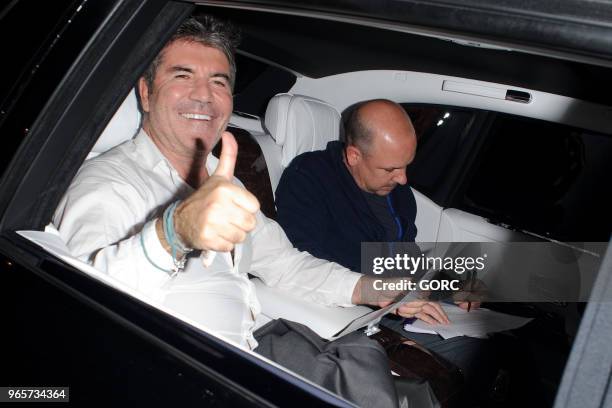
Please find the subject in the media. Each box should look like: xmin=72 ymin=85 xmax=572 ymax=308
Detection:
xmin=345 ymin=99 xmax=416 ymax=155
xmin=344 ymin=99 xmax=418 ymax=195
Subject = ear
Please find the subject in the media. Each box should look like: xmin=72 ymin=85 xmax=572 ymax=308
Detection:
xmin=345 ymin=145 xmax=362 ymax=166
xmin=138 ymin=77 xmax=150 ymax=113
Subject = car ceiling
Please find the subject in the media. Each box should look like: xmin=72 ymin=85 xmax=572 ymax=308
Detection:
xmin=200 ymin=2 xmax=612 ymax=106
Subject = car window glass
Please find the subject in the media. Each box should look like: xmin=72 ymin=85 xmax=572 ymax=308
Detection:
xmin=403 ymin=105 xmax=475 ymax=200
xmin=233 ymin=53 xmax=295 ymax=116
xmin=0 ymin=0 xmax=75 ymax=109
xmin=461 ymin=114 xmax=612 ymax=241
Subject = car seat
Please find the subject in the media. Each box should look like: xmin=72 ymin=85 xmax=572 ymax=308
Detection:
xmin=261 ymin=93 xmax=342 ymax=193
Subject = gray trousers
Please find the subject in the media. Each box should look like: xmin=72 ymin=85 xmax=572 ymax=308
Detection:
xmin=255 ymin=319 xmax=438 ymax=408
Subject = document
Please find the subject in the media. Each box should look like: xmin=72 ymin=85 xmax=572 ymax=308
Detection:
xmin=331 ymin=265 xmax=442 ymax=339
xmin=404 ymin=303 xmax=533 ymax=339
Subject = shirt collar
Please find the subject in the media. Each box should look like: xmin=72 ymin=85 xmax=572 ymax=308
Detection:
xmin=134 ymin=128 xmax=219 ymax=184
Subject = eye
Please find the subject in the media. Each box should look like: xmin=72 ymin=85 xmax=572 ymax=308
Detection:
xmin=175 ymin=74 xmax=190 ymax=79
xmin=212 ymin=79 xmax=228 ymax=88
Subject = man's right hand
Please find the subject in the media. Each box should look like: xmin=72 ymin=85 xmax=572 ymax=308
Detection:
xmin=352 ymin=276 xmax=450 ymax=325
xmin=396 ymin=300 xmax=450 ymax=325
xmin=173 ymin=131 xmax=260 ymax=252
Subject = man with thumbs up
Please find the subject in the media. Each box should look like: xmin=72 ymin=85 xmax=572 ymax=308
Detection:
xmin=53 ymin=15 xmax=444 ymax=407
xmin=54 ymin=15 xmax=374 ymax=349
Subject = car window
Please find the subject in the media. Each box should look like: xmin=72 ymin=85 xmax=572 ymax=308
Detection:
xmin=0 ymin=0 xmax=75 ymax=109
xmin=404 ymin=104 xmax=476 ymax=202
xmin=0 ymin=0 xmax=109 ymax=184
xmin=460 ymin=114 xmax=612 ymax=241
xmin=233 ymin=53 xmax=296 ymax=117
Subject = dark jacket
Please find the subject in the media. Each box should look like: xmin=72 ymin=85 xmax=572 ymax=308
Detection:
xmin=275 ymin=141 xmax=417 ymax=273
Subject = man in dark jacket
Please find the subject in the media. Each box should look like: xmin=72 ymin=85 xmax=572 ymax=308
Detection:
xmin=276 ymin=100 xmax=495 ymax=403
xmin=276 ymin=99 xmax=453 ymax=324
xmin=277 ymin=100 xmax=417 ymax=269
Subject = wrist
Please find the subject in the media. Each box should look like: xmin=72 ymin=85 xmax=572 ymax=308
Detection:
xmin=171 ymin=203 xmax=193 ymax=253
xmin=164 ymin=201 xmax=193 ymax=256
xmin=351 ymin=276 xmax=364 ymax=304
xmin=155 ymin=217 xmax=171 ymax=254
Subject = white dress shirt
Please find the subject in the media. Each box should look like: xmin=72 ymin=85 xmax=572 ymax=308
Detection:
xmin=53 ymin=129 xmax=361 ymax=348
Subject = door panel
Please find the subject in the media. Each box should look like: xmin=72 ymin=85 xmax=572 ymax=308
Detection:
xmin=437 ymin=208 xmax=525 ymax=242
xmin=412 ymin=187 xmax=442 ymax=243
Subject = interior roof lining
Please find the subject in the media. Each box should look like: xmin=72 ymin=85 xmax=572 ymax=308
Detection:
xmin=198 ymin=1 xmax=612 ymax=70
xmin=200 ymin=5 xmax=612 ymax=106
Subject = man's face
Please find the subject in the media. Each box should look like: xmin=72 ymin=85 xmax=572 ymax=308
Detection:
xmin=139 ymin=40 xmax=233 ymax=159
xmin=351 ymin=137 xmax=416 ymax=196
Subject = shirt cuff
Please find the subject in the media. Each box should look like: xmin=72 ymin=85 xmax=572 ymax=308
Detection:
xmin=337 ymin=271 xmax=363 ymax=307
xmin=141 ymin=219 xmax=174 ymax=272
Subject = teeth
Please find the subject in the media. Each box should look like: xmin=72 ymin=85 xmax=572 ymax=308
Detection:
xmin=181 ymin=113 xmax=211 ymax=120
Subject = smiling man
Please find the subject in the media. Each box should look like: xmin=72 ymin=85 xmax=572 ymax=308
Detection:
xmin=55 ymin=14 xmax=365 ymax=348
xmin=138 ymin=39 xmax=233 ymax=187
xmin=53 ymin=16 xmax=417 ymax=408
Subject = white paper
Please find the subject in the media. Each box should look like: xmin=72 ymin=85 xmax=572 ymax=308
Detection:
xmin=404 ymin=303 xmax=533 ymax=339
xmin=330 ymin=264 xmax=443 ymax=339
xmin=401 ymin=322 xmax=438 ymax=335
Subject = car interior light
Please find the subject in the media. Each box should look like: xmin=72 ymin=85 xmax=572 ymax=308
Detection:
xmin=442 ymin=81 xmax=532 ymax=104
xmin=505 ymin=89 xmax=532 ymax=103
xmin=442 ymin=80 xmax=506 ymax=99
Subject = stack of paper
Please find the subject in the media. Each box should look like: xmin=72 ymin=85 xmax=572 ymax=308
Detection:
xmin=404 ymin=303 xmax=533 ymax=339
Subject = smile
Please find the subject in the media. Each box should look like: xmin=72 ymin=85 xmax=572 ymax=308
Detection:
xmin=180 ymin=113 xmax=211 ymax=120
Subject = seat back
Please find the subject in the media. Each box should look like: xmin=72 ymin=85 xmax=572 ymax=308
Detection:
xmin=263 ymin=93 xmax=341 ymax=192
xmin=88 ymin=89 xmax=141 ymax=159
xmin=213 ymin=126 xmax=277 ymax=219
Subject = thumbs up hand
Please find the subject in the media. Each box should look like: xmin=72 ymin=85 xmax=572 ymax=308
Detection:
xmin=173 ymin=132 xmax=260 ymax=252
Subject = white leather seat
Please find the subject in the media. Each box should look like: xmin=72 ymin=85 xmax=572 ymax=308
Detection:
xmin=260 ymin=93 xmax=341 ymax=193
xmin=88 ymin=89 xmax=141 ymax=159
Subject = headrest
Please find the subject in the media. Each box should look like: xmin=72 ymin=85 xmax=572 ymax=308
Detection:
xmin=90 ymin=89 xmax=141 ymax=157
xmin=264 ymin=93 xmax=341 ymax=167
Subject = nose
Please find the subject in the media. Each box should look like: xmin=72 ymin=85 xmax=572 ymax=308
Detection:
xmin=393 ymin=169 xmax=408 ymax=185
xmin=190 ymin=78 xmax=212 ymax=103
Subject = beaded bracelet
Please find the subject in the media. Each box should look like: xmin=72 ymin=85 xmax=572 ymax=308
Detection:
xmin=167 ymin=202 xmax=192 ymax=253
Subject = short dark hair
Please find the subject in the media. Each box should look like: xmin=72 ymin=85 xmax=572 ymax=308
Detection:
xmin=142 ymin=15 xmax=240 ymax=92
xmin=344 ymin=102 xmax=373 ymax=153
